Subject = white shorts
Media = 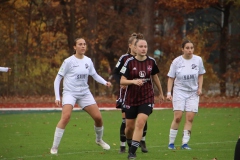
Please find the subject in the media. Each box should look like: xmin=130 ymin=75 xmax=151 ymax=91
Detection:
xmin=172 ymin=89 xmax=199 ymax=112
xmin=62 ymin=91 xmax=96 ymax=109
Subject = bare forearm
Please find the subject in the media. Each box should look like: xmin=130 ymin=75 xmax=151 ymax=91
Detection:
xmin=153 ymin=75 xmax=163 ymax=96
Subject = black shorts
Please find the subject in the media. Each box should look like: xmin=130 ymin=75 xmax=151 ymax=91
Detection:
xmin=124 ymin=103 xmax=153 ymax=119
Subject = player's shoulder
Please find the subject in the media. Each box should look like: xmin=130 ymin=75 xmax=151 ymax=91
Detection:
xmin=172 ymin=55 xmax=183 ymax=64
xmin=147 ymin=56 xmax=157 ymax=63
xmin=192 ymin=55 xmax=203 ymax=61
xmin=63 ymin=55 xmax=75 ymax=63
xmin=119 ymin=53 xmax=131 ymax=61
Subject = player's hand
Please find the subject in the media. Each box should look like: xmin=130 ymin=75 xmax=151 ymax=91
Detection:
xmin=166 ymin=94 xmax=172 ymax=101
xmin=7 ymin=68 xmax=11 ymax=72
xmin=133 ymin=79 xmax=143 ymax=86
xmin=197 ymin=89 xmax=202 ymax=96
xmin=159 ymin=94 xmax=165 ymax=103
xmin=120 ymin=85 xmax=127 ymax=89
xmin=55 ymin=100 xmax=61 ymax=107
xmin=106 ymin=82 xmax=112 ymax=87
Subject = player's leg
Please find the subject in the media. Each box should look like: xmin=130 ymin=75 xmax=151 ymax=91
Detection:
xmin=125 ymin=106 xmax=137 ymax=155
xmin=50 ymin=98 xmax=74 ymax=154
xmin=139 ymin=121 xmax=148 ymax=153
xmin=168 ymin=98 xmax=184 ymax=149
xmin=181 ymin=93 xmax=198 ymax=150
xmin=119 ymin=110 xmax=126 ymax=153
xmin=234 ymin=135 xmax=240 ymax=160
xmin=128 ymin=104 xmax=152 ymax=159
xmin=82 ymin=93 xmax=110 ymax=150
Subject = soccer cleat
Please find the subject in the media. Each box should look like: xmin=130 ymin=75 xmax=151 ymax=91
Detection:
xmin=181 ymin=144 xmax=191 ymax=150
xmin=50 ymin=148 xmax=58 ymax=154
xmin=139 ymin=140 xmax=148 ymax=153
xmin=168 ymin=143 xmax=176 ymax=149
xmin=127 ymin=153 xmax=136 ymax=160
xmin=96 ymin=140 xmax=110 ymax=150
xmin=119 ymin=146 xmax=126 ymax=153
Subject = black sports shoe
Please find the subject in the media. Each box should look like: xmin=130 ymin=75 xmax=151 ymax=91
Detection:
xmin=139 ymin=140 xmax=148 ymax=153
xmin=127 ymin=153 xmax=136 ymax=160
xmin=119 ymin=146 xmax=126 ymax=153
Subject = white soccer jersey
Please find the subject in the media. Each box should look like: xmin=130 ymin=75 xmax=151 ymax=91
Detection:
xmin=0 ymin=67 xmax=8 ymax=72
xmin=167 ymin=55 xmax=206 ymax=91
xmin=58 ymin=55 xmax=106 ymax=95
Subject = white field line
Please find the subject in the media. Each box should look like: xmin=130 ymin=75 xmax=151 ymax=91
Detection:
xmin=0 ymin=107 xmax=170 ymax=111
xmin=0 ymin=141 xmax=236 ymax=160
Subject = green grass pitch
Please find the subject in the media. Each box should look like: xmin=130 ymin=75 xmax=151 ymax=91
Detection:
xmin=0 ymin=108 xmax=239 ymax=160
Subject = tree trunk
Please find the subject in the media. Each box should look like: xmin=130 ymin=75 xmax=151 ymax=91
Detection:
xmin=219 ymin=2 xmax=231 ymax=96
xmin=87 ymin=0 xmax=97 ymax=96
xmin=60 ymin=0 xmax=76 ymax=55
xmin=140 ymin=0 xmax=155 ymax=56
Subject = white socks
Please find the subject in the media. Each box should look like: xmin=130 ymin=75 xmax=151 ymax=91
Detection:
xmin=169 ymin=129 xmax=178 ymax=144
xmin=182 ymin=130 xmax=191 ymax=145
xmin=52 ymin=127 xmax=65 ymax=148
xmin=94 ymin=126 xmax=103 ymax=141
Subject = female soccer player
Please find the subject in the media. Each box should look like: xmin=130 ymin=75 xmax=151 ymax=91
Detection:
xmin=112 ymin=33 xmax=148 ymax=153
xmin=166 ymin=39 xmax=206 ymax=150
xmin=50 ymin=38 xmax=111 ymax=154
xmin=120 ymin=33 xmax=164 ymax=159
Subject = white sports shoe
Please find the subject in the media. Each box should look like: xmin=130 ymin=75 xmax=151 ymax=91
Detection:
xmin=50 ymin=148 xmax=58 ymax=154
xmin=96 ymin=140 xmax=110 ymax=150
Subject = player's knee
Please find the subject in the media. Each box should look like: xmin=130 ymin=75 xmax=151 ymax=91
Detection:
xmin=175 ymin=117 xmax=182 ymax=123
xmin=94 ymin=116 xmax=103 ymax=125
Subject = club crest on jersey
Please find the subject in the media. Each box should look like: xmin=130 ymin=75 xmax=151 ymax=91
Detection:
xmin=85 ymin=64 xmax=89 ymax=69
xmin=191 ymin=64 xmax=197 ymax=69
xmin=139 ymin=71 xmax=146 ymax=78
xmin=147 ymin=65 xmax=152 ymax=71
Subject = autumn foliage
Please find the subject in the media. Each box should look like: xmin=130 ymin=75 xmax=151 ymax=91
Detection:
xmin=0 ymin=0 xmax=239 ymax=97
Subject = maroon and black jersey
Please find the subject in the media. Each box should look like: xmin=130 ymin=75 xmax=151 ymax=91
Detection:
xmin=113 ymin=53 xmax=133 ymax=84
xmin=120 ymin=56 xmax=159 ymax=106
xmin=113 ymin=53 xmax=133 ymax=104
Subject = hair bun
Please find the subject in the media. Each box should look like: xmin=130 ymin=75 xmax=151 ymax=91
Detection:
xmin=131 ymin=33 xmax=137 ymax=37
xmin=136 ymin=33 xmax=144 ymax=39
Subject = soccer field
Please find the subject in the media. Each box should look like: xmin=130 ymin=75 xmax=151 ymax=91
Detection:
xmin=0 ymin=108 xmax=239 ymax=160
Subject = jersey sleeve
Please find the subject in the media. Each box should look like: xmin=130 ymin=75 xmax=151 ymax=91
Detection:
xmin=112 ymin=56 xmax=126 ymax=84
xmin=89 ymin=59 xmax=97 ymax=76
xmin=167 ymin=61 xmax=177 ymax=78
xmin=198 ymin=57 xmax=206 ymax=74
xmin=58 ymin=60 xmax=69 ymax=77
xmin=151 ymin=60 xmax=160 ymax=75
xmin=0 ymin=67 xmax=9 ymax=72
xmin=120 ymin=60 xmax=130 ymax=79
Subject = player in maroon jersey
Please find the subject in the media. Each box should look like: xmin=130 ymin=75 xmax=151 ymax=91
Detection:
xmin=120 ymin=33 xmax=164 ymax=159
xmin=112 ymin=33 xmax=149 ymax=153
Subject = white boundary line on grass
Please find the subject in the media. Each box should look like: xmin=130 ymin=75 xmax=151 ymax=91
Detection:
xmin=1 ymin=141 xmax=236 ymax=160
xmin=0 ymin=107 xmax=170 ymax=111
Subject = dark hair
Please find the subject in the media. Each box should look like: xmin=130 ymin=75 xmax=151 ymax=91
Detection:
xmin=134 ymin=33 xmax=145 ymax=46
xmin=73 ymin=38 xmax=84 ymax=54
xmin=181 ymin=39 xmax=193 ymax=48
xmin=126 ymin=33 xmax=137 ymax=54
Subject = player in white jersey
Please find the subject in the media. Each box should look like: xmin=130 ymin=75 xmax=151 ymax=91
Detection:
xmin=0 ymin=67 xmax=11 ymax=72
xmin=50 ymin=38 xmax=112 ymax=154
xmin=166 ymin=40 xmax=206 ymax=150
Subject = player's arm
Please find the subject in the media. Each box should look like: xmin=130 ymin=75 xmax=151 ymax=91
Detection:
xmin=167 ymin=77 xmax=174 ymax=101
xmin=112 ymin=57 xmax=125 ymax=84
xmin=119 ymin=60 xmax=143 ymax=86
xmin=152 ymin=74 xmax=164 ymax=102
xmin=197 ymin=74 xmax=203 ymax=95
xmin=0 ymin=67 xmax=10 ymax=72
xmin=54 ymin=74 xmax=63 ymax=106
